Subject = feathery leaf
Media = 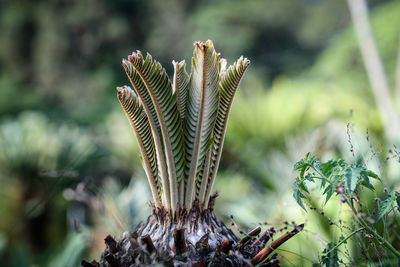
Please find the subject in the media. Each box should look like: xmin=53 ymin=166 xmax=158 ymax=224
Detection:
xmin=202 ymin=56 xmax=250 ymax=207
xmin=128 ymin=52 xmax=185 ymax=212
xmin=117 ymin=86 xmax=162 ymax=207
xmin=122 ymin=59 xmax=171 ymax=210
xmin=173 ymin=60 xmax=190 ymax=120
xmin=184 ymin=40 xmax=220 ymax=207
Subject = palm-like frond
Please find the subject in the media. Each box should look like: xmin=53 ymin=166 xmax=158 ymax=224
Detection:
xmin=184 ymin=41 xmax=220 ymax=207
xmin=119 ymin=41 xmax=249 ymax=212
xmin=173 ymin=60 xmax=190 ymax=205
xmin=123 ymin=59 xmax=161 ymax=131
xmin=196 ymin=147 xmax=212 ymax=204
xmin=202 ymin=56 xmax=250 ymax=208
xmin=173 ymin=60 xmax=190 ymax=120
xmin=117 ymin=86 xmax=162 ymax=207
xmin=128 ymin=52 xmax=185 ymax=212
xmin=123 ymin=59 xmax=171 ymax=210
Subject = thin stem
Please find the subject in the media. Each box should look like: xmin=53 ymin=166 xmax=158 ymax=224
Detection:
xmin=312 ymin=166 xmax=329 ymax=181
xmin=391 ymin=209 xmax=400 ymax=239
xmin=307 ymin=175 xmax=333 ymax=184
xmin=325 ymin=227 xmax=364 ymax=255
xmin=346 ymin=199 xmax=400 ymax=258
xmin=275 ymin=248 xmax=315 ymax=264
xmin=309 ymin=165 xmax=335 ymax=186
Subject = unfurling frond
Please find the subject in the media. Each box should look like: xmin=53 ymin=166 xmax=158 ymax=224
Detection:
xmin=184 ymin=41 xmax=220 ymax=208
xmin=128 ymin=52 xmax=185 ymax=213
xmin=173 ymin=60 xmax=190 ymax=120
xmin=119 ymin=40 xmax=249 ymax=213
xmin=117 ymin=86 xmax=162 ymax=207
xmin=123 ymin=58 xmax=171 ymax=210
xmin=202 ymin=56 xmax=250 ymax=208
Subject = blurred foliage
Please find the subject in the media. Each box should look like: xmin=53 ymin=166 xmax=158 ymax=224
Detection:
xmin=292 ymin=153 xmax=400 ymax=263
xmin=0 ymin=0 xmax=400 ymax=266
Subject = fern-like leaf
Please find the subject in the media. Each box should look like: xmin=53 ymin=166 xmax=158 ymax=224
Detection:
xmin=202 ymin=56 xmax=250 ymax=207
xmin=196 ymin=147 xmax=212 ymax=204
xmin=122 ymin=59 xmax=171 ymax=210
xmin=184 ymin=40 xmax=220 ymax=207
xmin=117 ymin=86 xmax=162 ymax=207
xmin=120 ymin=41 xmax=249 ymax=212
xmin=173 ymin=60 xmax=190 ymax=120
xmin=128 ymin=52 xmax=185 ymax=212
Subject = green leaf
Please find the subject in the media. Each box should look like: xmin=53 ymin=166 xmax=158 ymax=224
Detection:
xmin=346 ymin=166 xmax=361 ymax=195
xmin=323 ymin=184 xmax=334 ymax=204
xmin=294 ymin=152 xmax=316 ymax=174
xmin=320 ymin=159 xmax=341 ymax=177
xmin=376 ymin=194 xmax=396 ymax=222
xmin=293 ymin=178 xmax=307 ymax=211
xmin=173 ymin=60 xmax=190 ymax=120
xmin=323 ymin=175 xmax=341 ymax=204
xmin=299 ymin=180 xmax=310 ymax=194
xmin=305 ymin=173 xmax=315 ymax=182
xmin=117 ymin=86 xmax=162 ymax=207
xmin=123 ymin=58 xmax=160 ymax=131
xmin=184 ymin=41 xmax=220 ymax=207
xmin=123 ymin=57 xmax=171 ymax=209
xmin=201 ymin=54 xmax=250 ymax=206
xmin=128 ymin=51 xmax=186 ymax=211
xmin=396 ymin=192 xmax=400 ymax=212
xmin=367 ymin=170 xmax=380 ymax=180
xmin=321 ymin=242 xmax=339 ymax=267
xmin=360 ymin=170 xmax=374 ymax=191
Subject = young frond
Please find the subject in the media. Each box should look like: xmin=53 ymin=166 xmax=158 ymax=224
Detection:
xmin=123 ymin=57 xmax=171 ymax=209
xmin=173 ymin=60 xmax=190 ymax=120
xmin=86 ymin=40 xmax=307 ymax=267
xmin=184 ymin=40 xmax=220 ymax=208
xmin=202 ymin=56 xmax=250 ymax=208
xmin=117 ymin=86 xmax=162 ymax=207
xmin=127 ymin=51 xmax=185 ymax=213
xmin=119 ymin=40 xmax=249 ymax=212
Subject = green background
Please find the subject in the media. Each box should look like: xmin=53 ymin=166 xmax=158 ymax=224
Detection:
xmin=0 ymin=0 xmax=399 ymax=265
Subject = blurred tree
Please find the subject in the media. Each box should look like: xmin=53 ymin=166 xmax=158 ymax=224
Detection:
xmin=0 ymin=0 xmax=375 ymax=122
xmin=189 ymin=0 xmax=353 ymax=82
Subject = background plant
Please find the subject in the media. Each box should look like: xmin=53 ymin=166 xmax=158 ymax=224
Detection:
xmin=293 ymin=151 xmax=400 ymax=265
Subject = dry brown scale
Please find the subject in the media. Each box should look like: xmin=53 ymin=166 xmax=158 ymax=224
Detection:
xmin=82 ymin=195 xmax=303 ymax=267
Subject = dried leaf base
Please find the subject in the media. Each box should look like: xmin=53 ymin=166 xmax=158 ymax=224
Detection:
xmin=82 ymin=201 xmax=303 ymax=267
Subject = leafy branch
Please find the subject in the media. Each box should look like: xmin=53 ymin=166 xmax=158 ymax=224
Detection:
xmin=293 ymin=152 xmax=379 ymax=210
xmin=293 ymin=153 xmax=400 ymax=259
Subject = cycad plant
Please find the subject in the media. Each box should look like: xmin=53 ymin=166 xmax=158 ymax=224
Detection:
xmin=83 ymin=40 xmax=303 ymax=267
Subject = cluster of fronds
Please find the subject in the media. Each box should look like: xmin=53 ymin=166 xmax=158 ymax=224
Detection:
xmin=117 ymin=40 xmax=250 ymax=213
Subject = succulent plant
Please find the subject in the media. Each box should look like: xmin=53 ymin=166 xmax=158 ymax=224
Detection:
xmin=82 ymin=40 xmax=303 ymax=267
